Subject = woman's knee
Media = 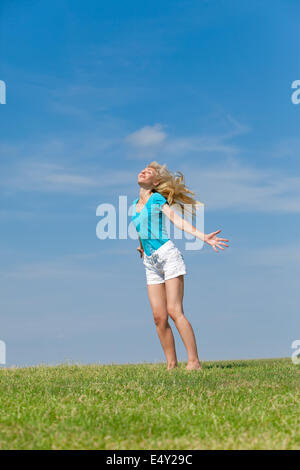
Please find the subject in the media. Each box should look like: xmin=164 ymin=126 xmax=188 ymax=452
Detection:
xmin=153 ymin=310 xmax=168 ymax=328
xmin=167 ymin=304 xmax=184 ymax=321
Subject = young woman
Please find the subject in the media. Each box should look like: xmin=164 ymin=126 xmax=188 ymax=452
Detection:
xmin=131 ymin=162 xmax=229 ymax=370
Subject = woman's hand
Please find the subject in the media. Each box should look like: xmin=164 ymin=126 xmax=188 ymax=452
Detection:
xmin=204 ymin=230 xmax=229 ymax=253
xmin=137 ymin=246 xmax=144 ymax=258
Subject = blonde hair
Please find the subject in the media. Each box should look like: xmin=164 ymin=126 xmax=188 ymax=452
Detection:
xmin=148 ymin=161 xmax=204 ymax=218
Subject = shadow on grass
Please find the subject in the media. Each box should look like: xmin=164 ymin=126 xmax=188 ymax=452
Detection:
xmin=203 ymin=357 xmax=289 ymax=370
xmin=204 ymin=362 xmax=250 ymax=370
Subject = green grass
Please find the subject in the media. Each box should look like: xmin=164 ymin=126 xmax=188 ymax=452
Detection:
xmin=0 ymin=357 xmax=299 ymax=450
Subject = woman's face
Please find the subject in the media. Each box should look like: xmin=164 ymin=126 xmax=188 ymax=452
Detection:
xmin=138 ymin=167 xmax=158 ymax=187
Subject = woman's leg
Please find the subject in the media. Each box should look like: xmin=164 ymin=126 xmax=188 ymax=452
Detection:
xmin=165 ymin=275 xmax=202 ymax=370
xmin=147 ymin=283 xmax=178 ymax=369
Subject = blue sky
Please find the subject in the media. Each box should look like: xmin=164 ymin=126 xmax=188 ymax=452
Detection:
xmin=0 ymin=0 xmax=299 ymax=367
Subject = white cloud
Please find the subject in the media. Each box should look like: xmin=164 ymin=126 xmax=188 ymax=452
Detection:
xmin=0 ymin=254 xmax=103 ymax=281
xmin=181 ymin=160 xmax=300 ymax=213
xmin=264 ymin=137 xmax=300 ymax=160
xmin=163 ymin=136 xmax=239 ymax=156
xmin=124 ymin=115 xmax=249 ymax=159
xmin=9 ymin=162 xmax=97 ymax=191
xmin=237 ymin=241 xmax=300 ymax=268
xmin=1 ymin=115 xmax=299 ymax=213
xmin=2 ymin=153 xmax=300 ymax=214
xmin=44 ymin=172 xmax=95 ymax=186
xmin=1 ymin=161 xmax=135 ymax=193
xmin=0 ymin=250 xmax=134 ymax=281
xmin=125 ymin=124 xmax=167 ymax=147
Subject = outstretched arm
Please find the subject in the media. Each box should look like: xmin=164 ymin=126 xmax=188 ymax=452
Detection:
xmin=162 ymin=204 xmax=229 ymax=253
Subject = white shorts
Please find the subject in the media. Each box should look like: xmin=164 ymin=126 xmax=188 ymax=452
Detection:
xmin=142 ymin=240 xmax=187 ymax=285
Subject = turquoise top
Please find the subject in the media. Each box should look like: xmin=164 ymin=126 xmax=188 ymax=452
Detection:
xmin=131 ymin=192 xmax=170 ymax=256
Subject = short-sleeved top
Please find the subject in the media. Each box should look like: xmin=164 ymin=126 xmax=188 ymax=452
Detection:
xmin=131 ymin=192 xmax=170 ymax=256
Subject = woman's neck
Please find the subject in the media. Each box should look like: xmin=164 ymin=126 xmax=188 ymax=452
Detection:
xmin=139 ymin=188 xmax=154 ymax=202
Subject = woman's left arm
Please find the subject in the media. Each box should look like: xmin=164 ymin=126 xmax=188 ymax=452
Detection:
xmin=162 ymin=204 xmax=229 ymax=253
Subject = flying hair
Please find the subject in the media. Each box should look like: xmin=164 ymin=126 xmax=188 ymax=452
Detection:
xmin=147 ymin=161 xmax=204 ymax=219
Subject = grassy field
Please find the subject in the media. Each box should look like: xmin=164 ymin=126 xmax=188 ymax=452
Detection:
xmin=0 ymin=357 xmax=299 ymax=450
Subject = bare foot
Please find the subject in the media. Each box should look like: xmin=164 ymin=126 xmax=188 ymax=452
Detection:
xmin=185 ymin=360 xmax=202 ymax=370
xmin=167 ymin=362 xmax=178 ymax=370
